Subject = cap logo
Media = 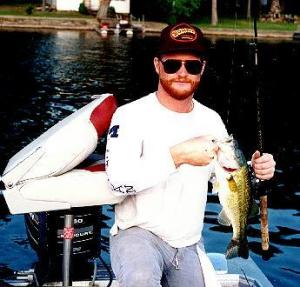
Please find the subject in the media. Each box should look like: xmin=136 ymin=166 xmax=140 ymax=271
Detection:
xmin=170 ymin=25 xmax=197 ymax=42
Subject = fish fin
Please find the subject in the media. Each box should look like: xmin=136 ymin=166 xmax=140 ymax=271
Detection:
xmin=218 ymin=209 xmax=232 ymax=226
xmin=249 ymin=199 xmax=260 ymax=220
xmin=225 ymin=239 xmax=249 ymax=259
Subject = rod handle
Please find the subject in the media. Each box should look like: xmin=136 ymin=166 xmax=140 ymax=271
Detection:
xmin=259 ymin=194 xmax=269 ymax=250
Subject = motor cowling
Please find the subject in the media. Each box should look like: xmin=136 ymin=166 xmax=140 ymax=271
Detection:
xmin=25 ymin=207 xmax=102 ymax=282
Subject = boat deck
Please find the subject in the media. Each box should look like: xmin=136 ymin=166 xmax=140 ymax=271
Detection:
xmin=40 ymin=254 xmax=273 ymax=287
xmin=223 ymin=256 xmax=273 ymax=287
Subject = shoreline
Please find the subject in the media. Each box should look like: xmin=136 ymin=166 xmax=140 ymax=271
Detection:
xmin=0 ymin=15 xmax=295 ymax=39
xmin=0 ymin=15 xmax=97 ymax=30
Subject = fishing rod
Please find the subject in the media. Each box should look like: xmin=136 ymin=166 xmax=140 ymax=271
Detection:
xmin=224 ymin=0 xmax=270 ymax=255
xmin=252 ymin=0 xmax=270 ymax=253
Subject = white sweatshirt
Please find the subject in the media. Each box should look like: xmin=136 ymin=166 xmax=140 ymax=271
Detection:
xmin=105 ymin=92 xmax=228 ymax=248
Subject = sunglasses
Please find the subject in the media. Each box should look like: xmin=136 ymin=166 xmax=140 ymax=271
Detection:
xmin=159 ymin=58 xmax=206 ymax=75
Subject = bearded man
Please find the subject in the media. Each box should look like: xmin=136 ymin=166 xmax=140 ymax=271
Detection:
xmin=105 ymin=23 xmax=275 ymax=287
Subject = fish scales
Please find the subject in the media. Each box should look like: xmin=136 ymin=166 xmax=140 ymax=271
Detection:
xmin=213 ymin=135 xmax=252 ymax=259
xmin=226 ymin=166 xmax=252 ymax=258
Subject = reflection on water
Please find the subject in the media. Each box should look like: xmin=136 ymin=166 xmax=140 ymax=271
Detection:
xmin=0 ymin=29 xmax=299 ymax=286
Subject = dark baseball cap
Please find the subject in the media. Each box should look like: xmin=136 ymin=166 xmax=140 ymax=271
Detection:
xmin=157 ymin=22 xmax=206 ymax=56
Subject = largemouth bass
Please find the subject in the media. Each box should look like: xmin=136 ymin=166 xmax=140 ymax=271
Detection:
xmin=212 ymin=135 xmax=252 ymax=259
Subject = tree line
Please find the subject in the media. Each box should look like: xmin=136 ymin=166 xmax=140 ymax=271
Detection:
xmin=1 ymin=0 xmax=299 ymax=24
xmin=130 ymin=0 xmax=300 ymax=23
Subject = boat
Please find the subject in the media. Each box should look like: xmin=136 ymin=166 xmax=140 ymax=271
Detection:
xmin=1 ymin=188 xmax=274 ymax=287
xmin=0 ymin=95 xmax=273 ymax=287
xmin=95 ymin=25 xmax=137 ymax=37
xmin=293 ymin=26 xmax=300 ymax=40
xmin=1 ymin=250 xmax=274 ymax=287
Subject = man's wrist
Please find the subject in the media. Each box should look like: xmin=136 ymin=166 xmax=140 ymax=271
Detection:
xmin=170 ymin=145 xmax=184 ymax=168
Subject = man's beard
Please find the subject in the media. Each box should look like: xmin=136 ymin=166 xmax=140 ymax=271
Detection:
xmin=160 ymin=76 xmax=200 ymax=100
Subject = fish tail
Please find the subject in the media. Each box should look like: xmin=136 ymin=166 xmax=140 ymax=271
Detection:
xmin=225 ymin=238 xmax=249 ymax=259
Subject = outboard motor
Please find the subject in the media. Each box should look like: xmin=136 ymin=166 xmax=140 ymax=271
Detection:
xmin=24 ymin=154 xmax=108 ymax=284
xmin=0 ymin=95 xmax=121 ymax=285
xmin=25 ymin=206 xmax=102 ymax=283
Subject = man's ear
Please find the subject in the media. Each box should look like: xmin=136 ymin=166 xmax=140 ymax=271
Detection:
xmin=153 ymin=57 xmax=160 ymax=75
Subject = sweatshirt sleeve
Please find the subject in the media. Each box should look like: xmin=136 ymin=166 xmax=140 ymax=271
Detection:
xmin=105 ymin=107 xmax=177 ymax=196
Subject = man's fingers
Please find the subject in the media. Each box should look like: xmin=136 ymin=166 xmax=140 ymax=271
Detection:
xmin=205 ymin=150 xmax=216 ymax=159
xmin=252 ymin=150 xmax=261 ymax=161
xmin=254 ymin=164 xmax=275 ymax=180
xmin=253 ymin=153 xmax=275 ymax=165
xmin=252 ymin=152 xmax=276 ymax=180
xmin=254 ymin=166 xmax=275 ymax=175
xmin=253 ymin=161 xmax=274 ymax=170
xmin=255 ymin=171 xmax=275 ymax=180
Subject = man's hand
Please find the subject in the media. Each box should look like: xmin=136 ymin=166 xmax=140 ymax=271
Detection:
xmin=251 ymin=151 xmax=276 ymax=180
xmin=170 ymin=135 xmax=218 ymax=168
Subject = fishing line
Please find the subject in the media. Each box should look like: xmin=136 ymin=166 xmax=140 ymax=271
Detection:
xmin=226 ymin=0 xmax=239 ymax=127
xmin=251 ymin=0 xmax=264 ymax=153
xmin=241 ymin=267 xmax=253 ymax=287
xmin=99 ymin=254 xmax=113 ymax=287
xmin=0 ymin=176 xmax=4 ymax=191
xmin=248 ymin=0 xmax=264 ymax=154
xmin=90 ymin=258 xmax=97 ymax=286
xmin=33 ymin=272 xmax=40 ymax=287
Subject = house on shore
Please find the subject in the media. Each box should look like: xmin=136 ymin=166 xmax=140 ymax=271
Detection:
xmin=46 ymin=0 xmax=130 ymax=15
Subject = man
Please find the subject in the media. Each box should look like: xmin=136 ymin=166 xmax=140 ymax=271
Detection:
xmin=105 ymin=23 xmax=276 ymax=287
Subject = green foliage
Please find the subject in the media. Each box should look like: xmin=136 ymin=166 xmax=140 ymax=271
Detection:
xmin=25 ymin=4 xmax=34 ymax=15
xmin=0 ymin=0 xmax=40 ymax=3
xmin=164 ymin=0 xmax=202 ymax=23
xmin=0 ymin=4 xmax=94 ymax=18
xmin=130 ymin=0 xmax=202 ymax=23
xmin=194 ymin=17 xmax=297 ymax=32
xmin=78 ymin=2 xmax=88 ymax=15
xmin=107 ymin=6 xmax=116 ymax=18
xmin=171 ymin=0 xmax=201 ymax=22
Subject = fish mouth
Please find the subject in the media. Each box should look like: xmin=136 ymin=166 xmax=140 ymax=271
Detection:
xmin=222 ymin=166 xmax=238 ymax=173
xmin=217 ymin=151 xmax=240 ymax=173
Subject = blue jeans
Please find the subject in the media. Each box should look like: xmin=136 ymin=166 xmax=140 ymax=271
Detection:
xmin=110 ymin=227 xmax=205 ymax=287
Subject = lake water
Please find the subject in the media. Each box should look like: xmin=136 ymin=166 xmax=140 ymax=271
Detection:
xmin=0 ymin=29 xmax=299 ymax=287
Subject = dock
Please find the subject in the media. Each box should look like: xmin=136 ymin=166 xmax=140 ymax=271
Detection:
xmin=95 ymin=22 xmax=146 ymax=37
xmin=95 ymin=26 xmax=134 ymax=37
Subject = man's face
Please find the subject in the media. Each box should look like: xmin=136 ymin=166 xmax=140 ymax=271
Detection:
xmin=154 ymin=52 xmax=205 ymax=101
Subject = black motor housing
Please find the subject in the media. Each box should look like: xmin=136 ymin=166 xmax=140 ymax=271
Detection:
xmin=25 ymin=206 xmax=102 ymax=282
